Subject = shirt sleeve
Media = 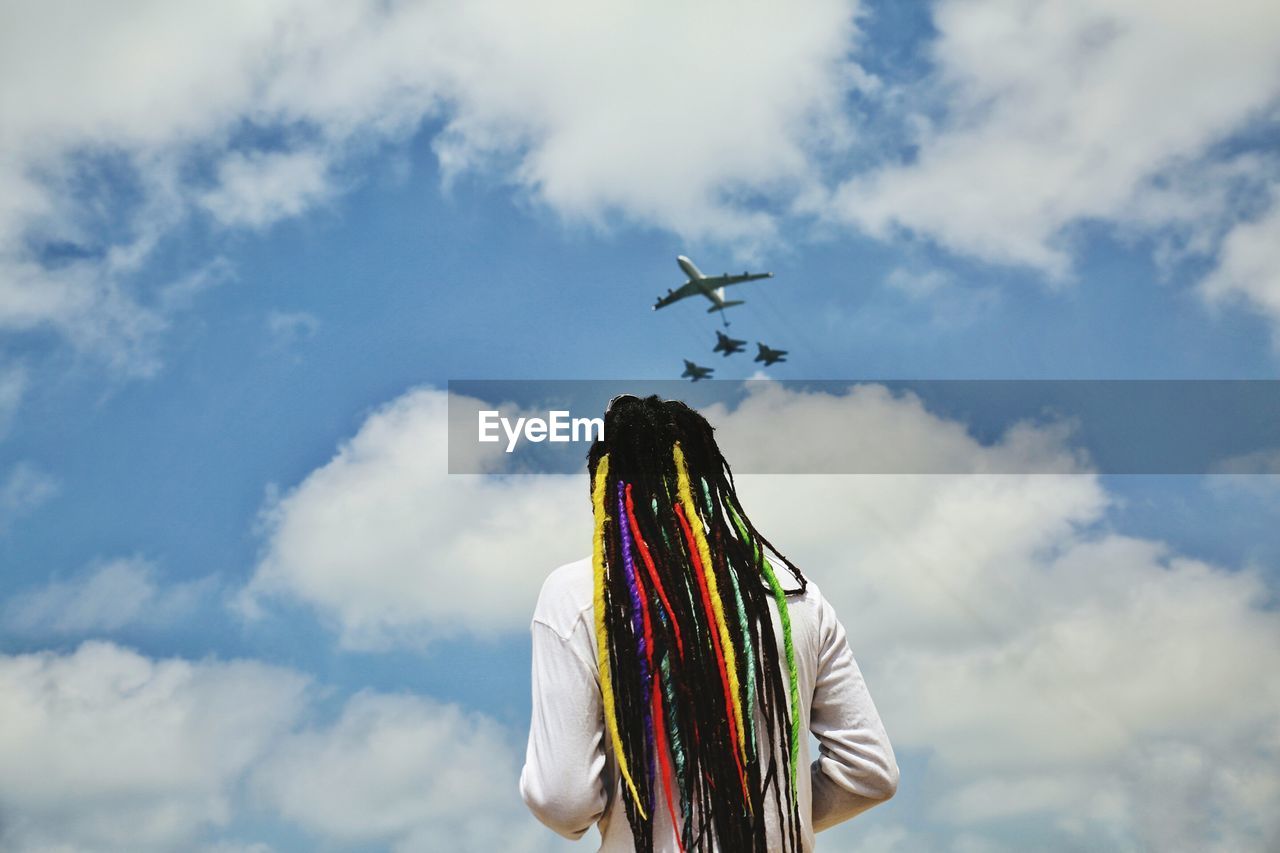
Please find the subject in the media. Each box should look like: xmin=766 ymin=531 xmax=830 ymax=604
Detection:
xmin=519 ymin=617 xmax=609 ymax=840
xmin=808 ymin=593 xmax=900 ymax=832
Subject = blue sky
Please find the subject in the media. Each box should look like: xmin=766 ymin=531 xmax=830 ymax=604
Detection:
xmin=1 ymin=2 xmax=1279 ymax=851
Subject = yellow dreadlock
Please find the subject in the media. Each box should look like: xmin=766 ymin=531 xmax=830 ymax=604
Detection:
xmin=592 ymin=454 xmax=648 ymax=819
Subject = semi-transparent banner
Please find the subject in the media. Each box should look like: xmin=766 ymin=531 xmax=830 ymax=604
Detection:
xmin=446 ymin=379 xmax=1280 ymax=475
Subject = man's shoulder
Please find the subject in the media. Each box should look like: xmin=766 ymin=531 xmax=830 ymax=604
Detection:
xmin=531 ymin=556 xmax=594 ymax=640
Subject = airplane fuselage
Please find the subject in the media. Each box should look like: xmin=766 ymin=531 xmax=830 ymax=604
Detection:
xmin=676 ymin=255 xmax=732 ymax=306
xmin=674 ymin=256 xmax=736 ymax=308
xmin=677 ymin=255 xmax=704 ymax=281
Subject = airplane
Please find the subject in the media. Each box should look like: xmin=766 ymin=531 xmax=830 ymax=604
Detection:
xmin=713 ymin=330 xmax=746 ymax=356
xmin=682 ymin=359 xmax=714 ymax=381
xmin=653 ymin=255 xmax=774 ymax=326
xmin=754 ymin=342 xmax=787 ymax=366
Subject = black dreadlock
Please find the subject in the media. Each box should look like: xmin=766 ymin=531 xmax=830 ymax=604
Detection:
xmin=586 ymin=395 xmax=808 ymax=853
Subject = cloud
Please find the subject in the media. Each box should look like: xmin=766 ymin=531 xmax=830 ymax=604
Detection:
xmin=7 ymin=1 xmax=1280 ymax=360
xmin=0 ymin=461 xmax=58 ymax=534
xmin=238 ymin=386 xmax=590 ymax=649
xmin=3 ymin=556 xmax=215 ymax=636
xmin=412 ymin=0 xmax=863 ymax=244
xmin=703 ymin=381 xmax=1094 ymax=475
xmin=201 ymin=844 xmax=277 ymax=853
xmin=264 ymin=309 xmax=320 ymax=357
xmin=199 ymin=149 xmax=333 ymax=230
xmin=235 ymin=381 xmax=1088 ymax=648
xmin=251 ymin=691 xmax=551 ymax=852
xmin=0 ymin=642 xmax=308 ymax=852
xmin=829 ymin=0 xmax=1280 ymax=279
xmin=1 ymin=0 xmax=866 ymax=372
xmin=884 ymin=266 xmax=952 ymax=300
xmin=817 ymin=822 xmax=1004 ymax=853
xmin=0 ymin=362 xmax=27 ymax=436
xmin=1200 ymin=185 xmax=1280 ymax=341
xmin=242 ymin=380 xmax=1280 ymax=848
xmin=157 ymin=256 xmax=236 ymax=315
xmin=866 ymin=265 xmax=1003 ymax=331
xmin=0 ymin=642 xmax=555 ymax=853
xmin=706 ymin=386 xmax=1280 ymax=850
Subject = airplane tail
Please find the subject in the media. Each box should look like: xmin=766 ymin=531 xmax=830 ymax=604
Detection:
xmin=708 ymin=300 xmax=745 ymax=312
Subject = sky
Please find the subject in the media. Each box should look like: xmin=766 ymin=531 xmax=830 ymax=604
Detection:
xmin=1 ymin=1 xmax=1279 ymax=851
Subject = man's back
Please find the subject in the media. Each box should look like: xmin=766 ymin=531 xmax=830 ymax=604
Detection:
xmin=520 ymin=556 xmax=899 ymax=851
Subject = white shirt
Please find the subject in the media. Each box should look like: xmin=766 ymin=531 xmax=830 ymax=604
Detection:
xmin=519 ymin=556 xmax=899 ymax=851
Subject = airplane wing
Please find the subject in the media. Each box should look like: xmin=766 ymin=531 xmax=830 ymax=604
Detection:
xmin=654 ymin=281 xmax=703 ymax=309
xmin=700 ymin=272 xmax=773 ymax=288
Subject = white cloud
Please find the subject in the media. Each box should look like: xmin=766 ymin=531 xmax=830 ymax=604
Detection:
xmin=3 ymin=556 xmax=214 ymax=636
xmin=0 ymin=642 xmax=308 ymax=852
xmin=0 ymin=641 xmax=559 ymax=853
xmin=157 ymin=256 xmax=236 ymax=315
xmin=6 ymin=1 xmax=1280 ymax=359
xmin=410 ymin=0 xmax=862 ymax=244
xmin=706 ymin=386 xmax=1280 ymax=850
xmin=241 ymin=380 xmax=1280 ymax=848
xmin=823 ymin=823 xmax=914 ymax=853
xmin=830 ymin=0 xmax=1280 ymax=279
xmin=1200 ymin=186 xmax=1280 ymax=340
xmin=199 ymin=149 xmax=332 ymax=230
xmin=201 ymin=844 xmax=276 ymax=853
xmin=251 ymin=691 xmax=552 ymax=852
xmin=264 ymin=309 xmax=320 ymax=357
xmin=884 ymin=266 xmax=952 ymax=300
xmin=819 ymin=822 xmax=1007 ymax=853
xmin=0 ymin=460 xmax=58 ymax=533
xmin=0 ymin=362 xmax=27 ymax=436
xmin=1 ymin=0 xmax=866 ymax=372
xmin=870 ymin=265 xmax=1003 ymax=331
xmin=1209 ymin=447 xmax=1280 ymax=476
xmin=238 ymin=381 xmax=1092 ymax=649
xmin=1204 ymin=448 xmax=1280 ymax=507
xmin=238 ymin=386 xmax=591 ymax=649
xmin=704 ymin=381 xmax=1094 ymax=475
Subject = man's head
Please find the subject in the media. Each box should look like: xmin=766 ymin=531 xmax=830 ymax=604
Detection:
xmin=587 ymin=394 xmax=723 ymax=498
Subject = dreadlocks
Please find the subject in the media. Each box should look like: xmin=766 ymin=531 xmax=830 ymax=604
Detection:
xmin=586 ymin=395 xmax=809 ymax=853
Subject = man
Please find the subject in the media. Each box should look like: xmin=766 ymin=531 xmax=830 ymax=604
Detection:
xmin=520 ymin=394 xmax=898 ymax=851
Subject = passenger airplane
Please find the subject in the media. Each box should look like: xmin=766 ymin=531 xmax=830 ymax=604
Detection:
xmin=713 ymin=330 xmax=746 ymax=356
xmin=682 ymin=359 xmax=714 ymax=381
xmin=653 ymin=255 xmax=773 ymax=326
xmin=754 ymin=342 xmax=787 ymax=366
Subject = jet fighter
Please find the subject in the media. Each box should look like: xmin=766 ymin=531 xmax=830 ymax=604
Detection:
xmin=713 ymin=330 xmax=746 ymax=356
xmin=681 ymin=359 xmax=714 ymax=381
xmin=754 ymin=342 xmax=787 ymax=366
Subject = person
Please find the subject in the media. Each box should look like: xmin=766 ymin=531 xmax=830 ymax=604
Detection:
xmin=519 ymin=395 xmax=898 ymax=852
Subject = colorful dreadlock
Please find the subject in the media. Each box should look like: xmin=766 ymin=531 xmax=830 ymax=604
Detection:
xmin=587 ymin=395 xmax=810 ymax=853
xmin=728 ymin=496 xmax=801 ymax=800
xmin=593 ymin=455 xmax=647 ymax=819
